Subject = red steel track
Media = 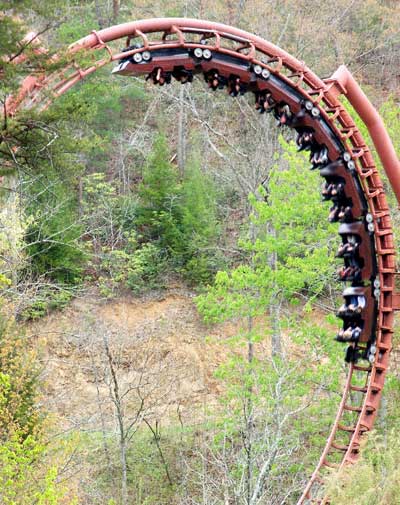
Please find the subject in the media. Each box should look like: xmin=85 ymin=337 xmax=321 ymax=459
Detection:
xmin=4 ymin=18 xmax=400 ymax=504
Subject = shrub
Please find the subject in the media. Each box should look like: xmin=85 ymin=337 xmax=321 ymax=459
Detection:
xmin=125 ymin=243 xmax=166 ymax=293
xmin=99 ymin=232 xmax=166 ymax=297
xmin=0 ymin=320 xmax=39 ymax=439
xmin=18 ymin=286 xmax=74 ymax=321
xmin=326 ymin=428 xmax=400 ymax=504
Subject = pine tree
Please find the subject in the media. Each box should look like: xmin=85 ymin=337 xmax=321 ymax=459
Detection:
xmin=137 ymin=133 xmax=184 ymax=255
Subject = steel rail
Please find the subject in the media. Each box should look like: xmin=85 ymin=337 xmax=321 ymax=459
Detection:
xmin=3 ymin=18 xmax=398 ymax=504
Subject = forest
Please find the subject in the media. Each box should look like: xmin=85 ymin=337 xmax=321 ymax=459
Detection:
xmin=1 ymin=1 xmax=400 ymax=504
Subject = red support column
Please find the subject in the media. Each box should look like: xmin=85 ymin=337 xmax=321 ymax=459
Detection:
xmin=325 ymin=65 xmax=400 ymax=206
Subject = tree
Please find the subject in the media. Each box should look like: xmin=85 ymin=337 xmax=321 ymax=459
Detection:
xmin=195 ymin=137 xmax=339 ymax=503
xmin=0 ymin=315 xmax=77 ymax=504
xmin=0 ymin=319 xmax=39 ymax=439
xmin=197 ymin=137 xmax=337 ymax=353
xmin=24 ymin=176 xmax=84 ymax=284
xmin=181 ymin=150 xmax=221 ymax=282
xmin=326 ymin=427 xmax=400 ymax=505
xmin=137 ymin=133 xmax=183 ymax=254
xmin=181 ymin=314 xmax=343 ymax=505
xmin=0 ymin=432 xmax=76 ymax=505
xmin=86 ymin=322 xmax=177 ymax=504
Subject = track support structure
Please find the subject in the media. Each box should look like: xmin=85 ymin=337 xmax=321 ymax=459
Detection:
xmin=325 ymin=65 xmax=400 ymax=206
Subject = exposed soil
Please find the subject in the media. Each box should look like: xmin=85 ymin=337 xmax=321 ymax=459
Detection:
xmin=28 ymin=287 xmax=239 ymax=431
xmin=27 ymin=286 xmax=339 ymax=436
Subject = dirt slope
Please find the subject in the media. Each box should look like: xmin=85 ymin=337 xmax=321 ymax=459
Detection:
xmin=28 ymin=288 xmax=236 ymax=431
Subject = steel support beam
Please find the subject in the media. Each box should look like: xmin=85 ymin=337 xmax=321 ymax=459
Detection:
xmin=325 ymin=65 xmax=400 ymax=206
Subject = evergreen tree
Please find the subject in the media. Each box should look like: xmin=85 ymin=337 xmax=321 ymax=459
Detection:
xmin=24 ymin=177 xmax=84 ymax=284
xmin=137 ymin=133 xmax=184 ymax=256
xmin=181 ymin=152 xmax=220 ymax=282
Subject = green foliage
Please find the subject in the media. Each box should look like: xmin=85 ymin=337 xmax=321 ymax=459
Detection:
xmin=24 ymin=178 xmax=84 ymax=284
xmin=54 ymin=67 xmax=148 ymax=137
xmin=0 ymin=319 xmax=40 ymax=439
xmin=138 ymin=134 xmax=220 ymax=252
xmin=81 ymin=426 xmax=191 ymax=504
xmin=0 ymin=193 xmax=27 ymax=288
xmin=137 ymin=134 xmax=184 ymax=254
xmin=181 ymin=154 xmax=221 ymax=283
xmin=379 ymin=97 xmax=400 ymax=161
xmin=377 ymin=97 xmax=400 ymax=241
xmin=125 ymin=242 xmax=165 ymax=293
xmin=82 ymin=172 xmax=139 ymax=247
xmin=197 ymin=265 xmax=265 ymax=323
xmin=191 ymin=314 xmax=342 ymax=504
xmin=183 ymin=253 xmax=222 ymax=284
xmin=195 ymin=137 xmax=343 ymax=501
xmin=326 ymin=373 xmax=400 ymax=504
xmin=56 ymin=8 xmax=99 ymax=44
xmin=0 ymin=433 xmax=74 ymax=505
xmin=0 ymin=311 xmax=76 ymax=503
xmin=247 ymin=138 xmax=337 ymax=300
xmin=341 ymin=95 xmax=400 ymax=226
xmin=0 ymin=7 xmax=41 ymax=93
xmin=197 ymin=137 xmax=337 ymax=324
xmin=82 ymin=138 xmax=222 ymax=295
xmin=181 ymin=154 xmax=219 ymax=247
xmin=326 ymin=427 xmax=400 ymax=504
xmin=98 ymin=232 xmax=166 ymax=297
xmin=19 ymin=286 xmax=74 ymax=321
xmin=87 ymin=139 xmax=222 ymax=294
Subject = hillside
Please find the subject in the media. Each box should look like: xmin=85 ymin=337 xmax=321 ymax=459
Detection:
xmin=2 ymin=1 xmax=400 ymax=504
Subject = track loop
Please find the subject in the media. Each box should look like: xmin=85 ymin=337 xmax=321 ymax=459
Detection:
xmin=5 ymin=18 xmax=396 ymax=504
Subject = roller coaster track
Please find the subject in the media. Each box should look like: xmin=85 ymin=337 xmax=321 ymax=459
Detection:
xmin=4 ymin=18 xmax=400 ymax=504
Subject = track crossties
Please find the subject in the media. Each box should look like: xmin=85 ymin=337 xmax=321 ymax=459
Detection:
xmin=6 ymin=18 xmax=397 ymax=505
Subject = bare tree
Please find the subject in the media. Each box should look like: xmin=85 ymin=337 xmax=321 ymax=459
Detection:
xmin=92 ymin=324 xmax=177 ymax=504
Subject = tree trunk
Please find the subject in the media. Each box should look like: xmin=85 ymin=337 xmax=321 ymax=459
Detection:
xmin=91 ymin=354 xmax=112 ymax=470
xmin=103 ymin=334 xmax=128 ymax=505
xmin=94 ymin=0 xmax=105 ymax=29
xmin=177 ymin=85 xmax=186 ymax=177
xmin=78 ymin=176 xmax=83 ymax=217
xmin=268 ymin=225 xmax=282 ymax=357
xmin=144 ymin=419 xmax=173 ymax=486
xmin=120 ymin=435 xmax=128 ymax=505
xmin=270 ymin=296 xmax=282 ymax=357
xmin=112 ymin=0 xmax=120 ymax=22
xmin=245 ymin=316 xmax=254 ymax=505
xmin=234 ymin=0 xmax=247 ymax=25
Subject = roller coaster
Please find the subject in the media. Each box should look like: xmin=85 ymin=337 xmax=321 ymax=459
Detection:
xmin=4 ymin=17 xmax=400 ymax=504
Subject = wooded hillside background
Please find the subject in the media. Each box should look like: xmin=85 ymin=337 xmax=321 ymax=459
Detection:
xmin=1 ymin=1 xmax=400 ymax=504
